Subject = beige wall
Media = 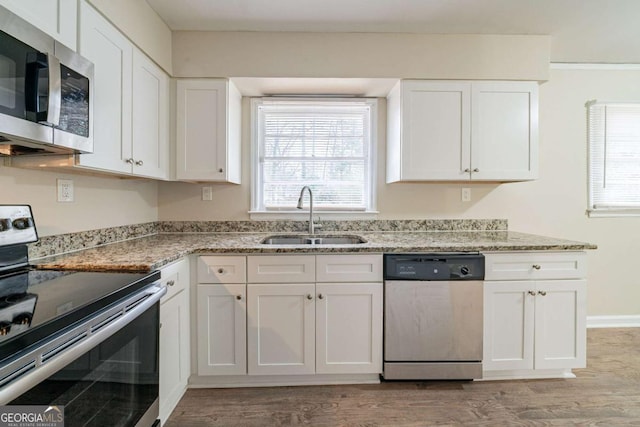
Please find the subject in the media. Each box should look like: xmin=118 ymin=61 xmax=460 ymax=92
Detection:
xmin=173 ymin=32 xmax=550 ymax=81
xmin=88 ymin=0 xmax=172 ymax=73
xmin=158 ymin=67 xmax=640 ymax=317
xmin=0 ymin=165 xmax=158 ymax=236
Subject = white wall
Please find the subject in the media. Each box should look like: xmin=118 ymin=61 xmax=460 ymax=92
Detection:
xmin=0 ymin=165 xmax=158 ymax=236
xmin=172 ymin=32 xmax=549 ymax=81
xmin=88 ymin=0 xmax=172 ymax=73
xmin=158 ymin=66 xmax=640 ymax=317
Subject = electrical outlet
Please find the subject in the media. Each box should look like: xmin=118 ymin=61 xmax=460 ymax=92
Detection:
xmin=202 ymin=186 xmax=213 ymax=201
xmin=461 ymin=187 xmax=471 ymax=202
xmin=57 ymin=179 xmax=74 ymax=202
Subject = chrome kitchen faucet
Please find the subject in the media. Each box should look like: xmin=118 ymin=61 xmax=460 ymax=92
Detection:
xmin=297 ymin=186 xmax=321 ymax=235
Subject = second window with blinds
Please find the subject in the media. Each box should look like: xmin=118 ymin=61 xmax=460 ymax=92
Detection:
xmin=250 ymin=98 xmax=378 ymax=216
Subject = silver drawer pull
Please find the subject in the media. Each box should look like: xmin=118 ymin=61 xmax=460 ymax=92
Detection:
xmin=217 ymin=268 xmax=225 ymax=274
xmin=306 ymin=294 xmax=313 ymax=300
xmin=236 ymin=295 xmax=242 ymax=301
xmin=527 ymin=290 xmax=536 ymax=296
xmin=166 ymin=280 xmax=175 ymax=287
xmin=538 ymin=290 xmax=547 ymax=296
xmin=532 ymin=264 xmax=541 ymax=270
xmin=318 ymin=294 xmax=324 ymax=300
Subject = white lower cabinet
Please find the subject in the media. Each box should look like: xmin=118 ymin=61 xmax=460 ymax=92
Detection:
xmin=159 ymin=259 xmax=190 ymax=424
xmin=196 ymin=254 xmax=383 ymax=384
xmin=246 ymin=282 xmax=383 ymax=376
xmin=483 ymin=252 xmax=587 ymax=379
xmin=197 ymin=284 xmax=247 ymax=375
xmin=315 ymin=283 xmax=383 ymax=374
xmin=247 ymin=283 xmax=316 ymax=375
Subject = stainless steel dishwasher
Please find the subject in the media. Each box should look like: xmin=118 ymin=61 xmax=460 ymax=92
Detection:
xmin=383 ymin=253 xmax=485 ymax=380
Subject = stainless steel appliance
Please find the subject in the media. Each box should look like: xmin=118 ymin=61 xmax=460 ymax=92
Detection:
xmin=0 ymin=205 xmax=164 ymax=426
xmin=0 ymin=6 xmax=93 ymax=156
xmin=383 ymin=253 xmax=485 ymax=380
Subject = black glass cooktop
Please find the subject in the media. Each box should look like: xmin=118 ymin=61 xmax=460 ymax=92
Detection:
xmin=0 ymin=268 xmax=160 ymax=363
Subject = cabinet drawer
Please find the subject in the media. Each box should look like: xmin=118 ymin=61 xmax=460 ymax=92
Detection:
xmin=160 ymin=258 xmax=189 ymax=302
xmin=484 ymin=252 xmax=587 ymax=281
xmin=316 ymin=254 xmax=383 ymax=283
xmin=247 ymin=255 xmax=315 ymax=283
xmin=198 ymin=256 xmax=246 ymax=283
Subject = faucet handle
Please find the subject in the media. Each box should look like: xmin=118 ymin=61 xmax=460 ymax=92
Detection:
xmin=313 ymin=216 xmax=322 ymax=228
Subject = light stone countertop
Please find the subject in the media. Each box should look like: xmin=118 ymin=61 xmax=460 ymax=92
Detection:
xmin=33 ymin=231 xmax=597 ymax=273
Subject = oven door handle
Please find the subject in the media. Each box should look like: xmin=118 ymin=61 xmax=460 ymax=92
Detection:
xmin=0 ymin=283 xmax=166 ymax=405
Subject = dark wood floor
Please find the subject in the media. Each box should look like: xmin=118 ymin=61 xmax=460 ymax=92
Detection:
xmin=165 ymin=328 xmax=640 ymax=426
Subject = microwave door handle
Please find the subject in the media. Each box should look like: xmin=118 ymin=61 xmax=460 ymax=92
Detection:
xmin=46 ymin=53 xmax=61 ymax=126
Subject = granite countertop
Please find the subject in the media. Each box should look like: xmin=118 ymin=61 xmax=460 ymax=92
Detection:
xmin=33 ymin=230 xmax=597 ymax=273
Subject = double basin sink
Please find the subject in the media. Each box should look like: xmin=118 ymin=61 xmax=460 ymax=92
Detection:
xmin=261 ymin=235 xmax=366 ymax=245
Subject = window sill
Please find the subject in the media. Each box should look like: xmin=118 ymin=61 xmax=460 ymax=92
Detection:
xmin=249 ymin=210 xmax=379 ymax=221
xmin=587 ymin=209 xmax=640 ymax=218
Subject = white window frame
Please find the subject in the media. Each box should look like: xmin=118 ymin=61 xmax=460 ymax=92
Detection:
xmin=587 ymin=100 xmax=640 ymax=217
xmin=249 ymin=97 xmax=378 ymax=220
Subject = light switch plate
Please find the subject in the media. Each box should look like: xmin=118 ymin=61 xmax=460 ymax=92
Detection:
xmin=57 ymin=179 xmax=74 ymax=202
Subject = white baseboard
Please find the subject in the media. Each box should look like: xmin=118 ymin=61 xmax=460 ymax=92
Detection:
xmin=587 ymin=315 xmax=640 ymax=328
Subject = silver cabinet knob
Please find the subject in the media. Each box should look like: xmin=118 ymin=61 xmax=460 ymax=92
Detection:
xmin=126 ymin=158 xmax=134 ymax=164
xmin=166 ymin=280 xmax=175 ymax=287
xmin=236 ymin=295 xmax=242 ymax=300
xmin=538 ymin=290 xmax=547 ymax=296
xmin=318 ymin=294 xmax=324 ymax=300
xmin=306 ymin=294 xmax=313 ymax=300
xmin=527 ymin=290 xmax=536 ymax=296
xmin=473 ymin=168 xmax=479 ymax=172
xmin=532 ymin=264 xmax=541 ymax=270
xmin=217 ymin=268 xmax=225 ymax=274
xmin=135 ymin=160 xmax=144 ymax=166
xmin=218 ymin=168 xmax=224 ymax=173
xmin=464 ymin=168 xmax=470 ymax=173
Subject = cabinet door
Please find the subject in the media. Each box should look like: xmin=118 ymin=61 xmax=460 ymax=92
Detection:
xmin=247 ymin=283 xmax=315 ymax=375
xmin=471 ymin=82 xmax=538 ymax=181
xmin=197 ymin=284 xmax=247 ymax=375
xmin=315 ymin=283 xmax=382 ymax=374
xmin=483 ymin=281 xmax=535 ymax=371
xmin=76 ymin=0 xmax=132 ymax=174
xmin=160 ymin=289 xmax=190 ymax=423
xmin=176 ymin=79 xmax=241 ymax=183
xmin=0 ymin=0 xmax=77 ymax=49
xmin=132 ymin=49 xmax=169 ymax=179
xmin=534 ymin=280 xmax=587 ymax=370
xmin=399 ymin=81 xmax=471 ymax=181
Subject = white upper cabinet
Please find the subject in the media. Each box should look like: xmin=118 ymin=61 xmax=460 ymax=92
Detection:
xmin=176 ymin=79 xmax=241 ymax=183
xmin=387 ymin=80 xmax=538 ymax=182
xmin=470 ymin=82 xmax=539 ymax=181
xmin=0 ymin=0 xmax=77 ymax=49
xmin=131 ymin=48 xmax=170 ymax=179
xmin=74 ymin=2 xmax=169 ymax=179
xmin=75 ymin=0 xmax=132 ymax=174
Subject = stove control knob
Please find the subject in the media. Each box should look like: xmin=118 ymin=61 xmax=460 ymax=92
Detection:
xmin=460 ymin=266 xmax=470 ymax=276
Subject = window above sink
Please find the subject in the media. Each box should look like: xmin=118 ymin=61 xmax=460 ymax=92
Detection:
xmin=250 ymin=97 xmax=379 ymax=220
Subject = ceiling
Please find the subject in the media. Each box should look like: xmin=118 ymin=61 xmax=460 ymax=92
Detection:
xmin=146 ymin=0 xmax=640 ymax=63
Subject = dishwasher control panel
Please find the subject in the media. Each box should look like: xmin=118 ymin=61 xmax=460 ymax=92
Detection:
xmin=383 ymin=253 xmax=485 ymax=280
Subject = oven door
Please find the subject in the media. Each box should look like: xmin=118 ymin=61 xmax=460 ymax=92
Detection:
xmin=0 ymin=284 xmax=165 ymax=427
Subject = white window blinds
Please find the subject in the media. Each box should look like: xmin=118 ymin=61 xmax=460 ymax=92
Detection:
xmin=588 ymin=102 xmax=640 ymax=215
xmin=252 ymin=99 xmax=376 ymax=212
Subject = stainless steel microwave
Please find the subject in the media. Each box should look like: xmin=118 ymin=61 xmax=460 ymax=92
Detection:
xmin=0 ymin=7 xmax=94 ymax=156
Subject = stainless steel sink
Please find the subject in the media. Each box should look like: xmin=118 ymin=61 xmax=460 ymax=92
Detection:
xmin=261 ymin=235 xmax=367 ymax=245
